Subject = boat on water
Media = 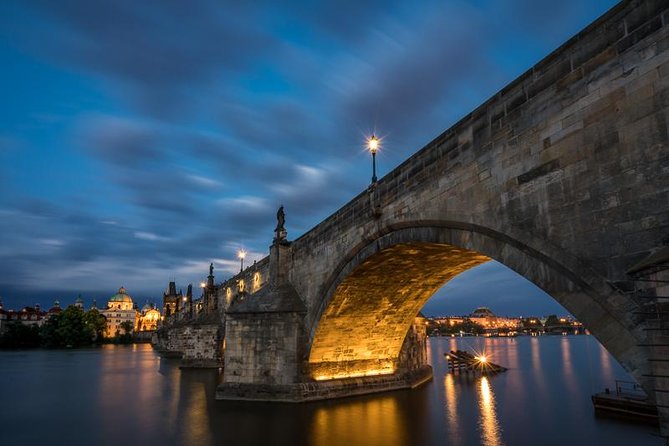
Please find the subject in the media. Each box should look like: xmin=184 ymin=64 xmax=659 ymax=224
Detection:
xmin=591 ymin=380 xmax=658 ymax=425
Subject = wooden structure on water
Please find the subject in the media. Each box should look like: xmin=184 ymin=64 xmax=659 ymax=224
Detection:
xmin=444 ymin=350 xmax=507 ymax=374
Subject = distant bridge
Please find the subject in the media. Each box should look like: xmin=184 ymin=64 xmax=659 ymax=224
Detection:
xmin=157 ymin=0 xmax=669 ymax=435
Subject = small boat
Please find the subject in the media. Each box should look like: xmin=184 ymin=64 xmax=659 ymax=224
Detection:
xmin=592 ymin=380 xmax=658 ymax=425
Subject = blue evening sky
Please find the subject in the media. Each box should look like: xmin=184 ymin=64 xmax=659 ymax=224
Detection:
xmin=0 ymin=0 xmax=619 ymax=315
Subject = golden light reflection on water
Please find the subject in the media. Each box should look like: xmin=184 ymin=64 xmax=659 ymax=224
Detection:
xmin=310 ymin=395 xmax=407 ymax=446
xmin=182 ymin=378 xmax=212 ymax=445
xmin=98 ymin=344 xmax=163 ymax=439
xmin=478 ymin=376 xmax=504 ymax=446
xmin=444 ymin=374 xmax=462 ymax=446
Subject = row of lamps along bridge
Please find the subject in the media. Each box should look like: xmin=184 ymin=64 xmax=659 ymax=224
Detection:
xmin=197 ymin=135 xmax=382 ymax=291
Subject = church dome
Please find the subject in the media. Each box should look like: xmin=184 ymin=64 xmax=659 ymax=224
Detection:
xmin=109 ymin=287 xmax=133 ymax=304
xmin=471 ymin=307 xmax=495 ymax=318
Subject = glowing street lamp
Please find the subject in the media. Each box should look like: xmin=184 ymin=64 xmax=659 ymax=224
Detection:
xmin=238 ymin=249 xmax=247 ymax=272
xmin=367 ymin=134 xmax=380 ymax=183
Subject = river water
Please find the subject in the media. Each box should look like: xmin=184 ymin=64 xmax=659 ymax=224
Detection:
xmin=0 ymin=336 xmax=661 ymax=446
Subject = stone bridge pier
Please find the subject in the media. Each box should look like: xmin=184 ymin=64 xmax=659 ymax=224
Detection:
xmin=213 ymin=0 xmax=669 ymax=437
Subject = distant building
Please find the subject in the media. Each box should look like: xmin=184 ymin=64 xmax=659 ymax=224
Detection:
xmin=101 ymin=287 xmax=139 ymax=337
xmin=162 ymin=281 xmax=182 ymax=318
xmin=162 ymin=280 xmax=195 ymax=323
xmin=8 ymin=304 xmax=47 ymax=326
xmin=468 ymin=307 xmax=520 ymax=332
xmin=47 ymin=301 xmax=62 ymax=318
xmin=137 ymin=303 xmax=161 ymax=331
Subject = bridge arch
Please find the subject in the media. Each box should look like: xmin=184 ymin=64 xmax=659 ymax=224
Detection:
xmin=305 ymin=221 xmax=646 ymax=386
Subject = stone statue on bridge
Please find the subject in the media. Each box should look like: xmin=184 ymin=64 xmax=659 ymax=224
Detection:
xmin=209 ymin=262 xmax=214 ymax=276
xmin=275 ymin=205 xmax=287 ymax=243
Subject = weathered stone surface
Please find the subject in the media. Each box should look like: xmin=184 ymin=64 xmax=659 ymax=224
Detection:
xmin=154 ymin=320 xmax=223 ymax=368
xmin=206 ymin=0 xmax=669 ymax=421
xmin=308 ymin=243 xmax=486 ymax=374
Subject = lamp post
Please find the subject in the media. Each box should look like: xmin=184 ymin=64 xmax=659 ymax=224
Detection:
xmin=238 ymin=249 xmax=247 ymax=272
xmin=367 ymin=134 xmax=379 ymax=183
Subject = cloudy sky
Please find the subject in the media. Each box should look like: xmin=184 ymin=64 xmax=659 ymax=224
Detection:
xmin=0 ymin=0 xmax=618 ymax=315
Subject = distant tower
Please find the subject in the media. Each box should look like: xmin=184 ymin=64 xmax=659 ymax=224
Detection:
xmin=186 ymin=284 xmax=193 ymax=317
xmin=162 ymin=281 xmax=181 ymax=319
xmin=75 ymin=295 xmax=84 ymax=309
xmin=204 ymin=263 xmax=217 ymax=312
xmin=91 ymin=299 xmax=97 ymax=310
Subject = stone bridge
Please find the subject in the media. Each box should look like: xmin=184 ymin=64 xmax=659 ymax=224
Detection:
xmin=158 ymin=0 xmax=669 ymax=433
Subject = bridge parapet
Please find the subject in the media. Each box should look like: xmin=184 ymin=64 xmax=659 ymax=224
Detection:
xmin=209 ymin=0 xmax=669 ymax=419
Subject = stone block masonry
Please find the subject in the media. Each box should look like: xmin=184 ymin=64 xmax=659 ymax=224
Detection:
xmin=154 ymin=323 xmax=223 ymax=368
xmin=168 ymin=1 xmax=669 ymax=432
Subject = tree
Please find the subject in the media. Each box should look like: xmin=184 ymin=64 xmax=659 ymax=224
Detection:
xmin=55 ymin=306 xmax=90 ymax=347
xmin=0 ymin=322 xmax=41 ymax=348
xmin=119 ymin=320 xmax=134 ymax=335
xmin=39 ymin=306 xmax=97 ymax=348
xmin=40 ymin=315 xmax=63 ymax=348
xmin=84 ymin=309 xmax=107 ymax=342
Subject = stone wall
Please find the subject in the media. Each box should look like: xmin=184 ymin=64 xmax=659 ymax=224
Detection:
xmin=154 ymin=322 xmax=223 ymax=367
xmin=283 ymin=0 xmax=669 ymax=390
xmin=223 ymin=311 xmax=303 ymax=385
xmin=397 ymin=317 xmax=429 ymax=374
xmin=215 ymin=0 xmax=669 ymax=418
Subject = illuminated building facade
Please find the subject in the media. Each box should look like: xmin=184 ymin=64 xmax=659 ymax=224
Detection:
xmin=101 ymin=287 xmax=139 ymax=337
xmin=468 ymin=307 xmax=520 ymax=332
xmin=137 ymin=303 xmax=161 ymax=331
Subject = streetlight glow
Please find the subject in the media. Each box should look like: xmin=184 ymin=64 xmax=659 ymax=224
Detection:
xmin=367 ymin=134 xmax=380 ymax=183
xmin=367 ymin=135 xmax=379 ymax=154
xmin=238 ymin=249 xmax=247 ymax=272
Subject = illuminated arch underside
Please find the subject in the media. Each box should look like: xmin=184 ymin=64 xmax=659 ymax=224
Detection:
xmin=308 ymin=242 xmax=489 ymax=380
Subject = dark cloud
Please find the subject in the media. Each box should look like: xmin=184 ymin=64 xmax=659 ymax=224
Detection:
xmin=0 ymin=0 xmax=620 ymax=309
xmin=16 ymin=0 xmax=274 ymax=108
xmin=77 ymin=114 xmax=163 ymax=167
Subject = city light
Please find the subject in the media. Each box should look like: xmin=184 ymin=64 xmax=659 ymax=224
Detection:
xmin=367 ymin=134 xmax=379 ymax=154
xmin=477 ymin=355 xmax=488 ymax=364
xmin=200 ymin=282 xmax=206 ymax=288
xmin=313 ymin=368 xmax=394 ymax=381
xmin=238 ymin=249 xmax=247 ymax=272
xmin=367 ymin=134 xmax=380 ymax=183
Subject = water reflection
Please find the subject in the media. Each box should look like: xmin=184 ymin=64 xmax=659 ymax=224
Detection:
xmin=444 ymin=374 xmax=462 ymax=445
xmin=599 ymin=341 xmax=615 ymax=384
xmin=0 ymin=337 xmax=660 ymax=446
xmin=310 ymin=395 xmax=408 ymax=446
xmin=182 ymin=373 xmax=213 ymax=445
xmin=478 ymin=376 xmax=504 ymax=446
xmin=561 ymin=336 xmax=577 ymax=394
xmin=529 ymin=336 xmax=548 ymax=401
